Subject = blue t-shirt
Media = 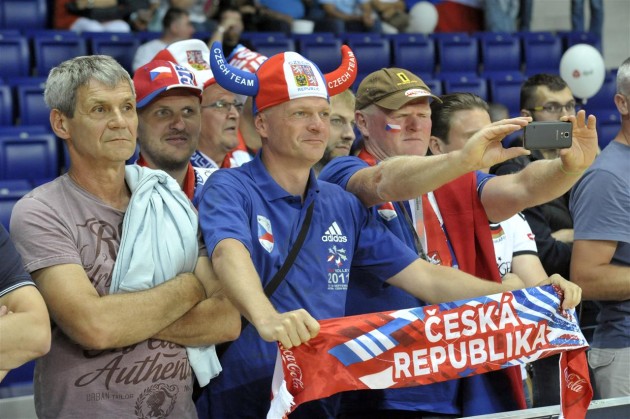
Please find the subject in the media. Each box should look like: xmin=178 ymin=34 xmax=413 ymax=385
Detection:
xmin=570 ymin=140 xmax=630 ymax=349
xmin=197 ymin=153 xmax=418 ymax=418
xmin=0 ymin=224 xmax=35 ymax=298
xmin=319 ymin=156 xmax=494 ymax=415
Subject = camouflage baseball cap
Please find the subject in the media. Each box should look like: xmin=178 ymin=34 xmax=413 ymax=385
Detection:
xmin=355 ymin=68 xmax=441 ymax=110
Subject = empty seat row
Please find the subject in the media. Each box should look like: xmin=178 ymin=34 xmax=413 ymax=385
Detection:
xmin=0 ymin=29 xmax=603 ymax=81
xmin=0 ymin=31 xmax=140 ymax=77
xmin=0 ymin=0 xmax=48 ymax=31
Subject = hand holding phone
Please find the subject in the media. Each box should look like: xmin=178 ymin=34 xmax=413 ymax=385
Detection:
xmin=523 ymin=121 xmax=572 ymax=150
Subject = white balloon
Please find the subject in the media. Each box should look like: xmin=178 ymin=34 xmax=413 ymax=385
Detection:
xmin=560 ymin=44 xmax=606 ymax=99
xmin=408 ymin=1 xmax=439 ymax=34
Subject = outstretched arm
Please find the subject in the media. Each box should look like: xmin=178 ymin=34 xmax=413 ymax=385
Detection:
xmin=481 ymin=110 xmax=598 ymax=222
xmin=387 ymin=259 xmax=581 ymax=310
xmin=211 ymin=239 xmax=320 ymax=348
xmin=346 ymin=118 xmax=531 ymax=207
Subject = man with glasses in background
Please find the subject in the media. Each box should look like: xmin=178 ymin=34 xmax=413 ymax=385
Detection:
xmin=154 ymin=39 xmax=245 ymax=170
xmin=490 ymin=73 xmax=581 ymax=408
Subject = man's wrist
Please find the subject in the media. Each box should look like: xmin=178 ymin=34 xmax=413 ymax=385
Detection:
xmin=558 ymin=160 xmax=586 ymax=176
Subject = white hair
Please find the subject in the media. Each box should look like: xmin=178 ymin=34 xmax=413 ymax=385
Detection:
xmin=616 ymin=57 xmax=630 ymax=96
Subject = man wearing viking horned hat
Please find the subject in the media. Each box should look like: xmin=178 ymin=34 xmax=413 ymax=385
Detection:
xmin=194 ymin=44 xmax=582 ymax=418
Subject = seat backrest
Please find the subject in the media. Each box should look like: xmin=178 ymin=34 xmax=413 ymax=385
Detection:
xmin=442 ymin=75 xmax=488 ymax=101
xmin=0 ymin=134 xmax=59 ymax=181
xmin=0 ymin=179 xmax=32 ymax=198
xmin=592 ymin=110 xmax=620 ymax=150
xmin=32 ymin=32 xmax=87 ymax=77
xmin=294 ymin=32 xmax=336 ymax=44
xmin=0 ymin=85 xmax=13 ymax=125
xmin=298 ymin=38 xmax=343 ymax=74
xmin=15 ymin=83 xmax=49 ymax=126
xmin=436 ymin=33 xmax=479 ymax=75
xmin=423 ymin=78 xmax=443 ymax=97
xmin=586 ymin=71 xmax=617 ymax=110
xmin=0 ymin=0 xmax=47 ymax=30
xmin=390 ymin=34 xmax=435 ymax=78
xmin=346 ymin=38 xmax=391 ymax=78
xmin=486 ymin=72 xmax=526 ymax=116
xmin=0 ymin=196 xmax=20 ymax=231
xmin=480 ymin=33 xmax=521 ymax=73
xmin=0 ymin=34 xmax=30 ymax=78
xmin=521 ymin=32 xmax=562 ymax=76
xmin=564 ymin=31 xmax=602 ymax=52
xmin=89 ymin=33 xmax=140 ymax=74
xmin=249 ymin=38 xmax=296 ymax=59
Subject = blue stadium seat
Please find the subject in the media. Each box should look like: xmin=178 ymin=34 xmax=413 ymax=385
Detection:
xmin=88 ymin=32 xmax=140 ymax=73
xmin=563 ymin=31 xmax=602 ymax=52
xmin=435 ymin=33 xmax=479 ymax=76
xmin=240 ymin=32 xmax=287 ymax=43
xmin=521 ymin=32 xmax=562 ymax=76
xmin=346 ymin=38 xmax=391 ymax=82
xmin=585 ymin=71 xmax=616 ymax=111
xmin=343 ymin=33 xmax=384 ymax=43
xmin=593 ymin=110 xmax=620 ymax=150
xmin=0 ymin=85 xmax=13 ymax=125
xmin=0 ymin=134 xmax=59 ymax=181
xmin=0 ymin=360 xmax=35 ymax=396
xmin=423 ymin=78 xmax=443 ymax=97
xmin=0 ymin=0 xmax=47 ymax=30
xmin=0 ymin=195 xmax=21 ymax=231
xmin=32 ymin=31 xmax=88 ymax=77
xmin=14 ymin=81 xmax=49 ymax=126
xmin=135 ymin=31 xmax=162 ymax=43
xmin=0 ymin=125 xmax=50 ymax=137
xmin=299 ymin=38 xmax=343 ymax=74
xmin=442 ymin=74 xmax=488 ymax=101
xmin=0 ymin=33 xmax=30 ymax=78
xmin=390 ymin=34 xmax=435 ymax=78
xmin=294 ymin=32 xmax=336 ymax=44
xmin=478 ymin=32 xmax=521 ymax=74
xmin=486 ymin=72 xmax=526 ymax=116
xmin=0 ymin=179 xmax=32 ymax=197
xmin=249 ymin=37 xmax=296 ymax=59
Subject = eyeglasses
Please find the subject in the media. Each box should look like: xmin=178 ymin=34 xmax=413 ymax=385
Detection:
xmin=528 ymin=101 xmax=577 ymax=115
xmin=201 ymin=100 xmax=244 ymax=113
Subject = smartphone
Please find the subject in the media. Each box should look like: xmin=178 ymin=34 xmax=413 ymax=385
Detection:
xmin=523 ymin=121 xmax=572 ymax=150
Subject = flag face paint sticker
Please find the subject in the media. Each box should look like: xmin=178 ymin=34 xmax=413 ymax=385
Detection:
xmin=385 ymin=124 xmax=402 ymax=133
xmin=268 ymin=285 xmax=592 ymax=418
xmin=150 ymin=66 xmax=172 ymax=81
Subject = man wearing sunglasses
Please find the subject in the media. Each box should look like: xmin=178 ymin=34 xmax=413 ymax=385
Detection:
xmin=490 ymin=73 xmax=580 ymax=408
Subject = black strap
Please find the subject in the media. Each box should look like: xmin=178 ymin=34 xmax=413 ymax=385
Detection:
xmin=216 ymin=201 xmax=315 ymax=357
xmin=397 ymin=200 xmax=428 ymax=261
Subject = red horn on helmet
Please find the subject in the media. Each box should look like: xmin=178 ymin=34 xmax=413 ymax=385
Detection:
xmin=324 ymin=45 xmax=358 ymax=96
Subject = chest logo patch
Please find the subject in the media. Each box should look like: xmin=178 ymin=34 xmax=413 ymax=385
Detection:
xmin=257 ymin=215 xmax=274 ymax=253
xmin=322 ymin=221 xmax=348 ymax=243
xmin=377 ymin=202 xmax=398 ymax=221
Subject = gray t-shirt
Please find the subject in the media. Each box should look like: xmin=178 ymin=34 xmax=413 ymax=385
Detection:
xmin=10 ymin=174 xmax=197 ymax=419
xmin=570 ymin=140 xmax=630 ymax=349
